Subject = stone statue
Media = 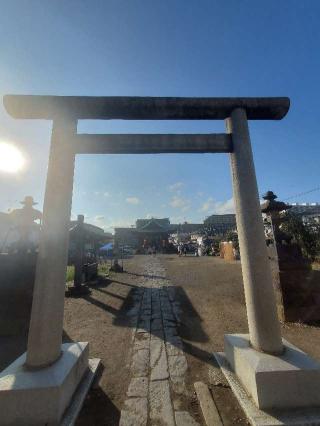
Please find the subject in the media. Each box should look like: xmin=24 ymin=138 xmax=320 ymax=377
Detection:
xmin=9 ymin=196 xmax=42 ymax=252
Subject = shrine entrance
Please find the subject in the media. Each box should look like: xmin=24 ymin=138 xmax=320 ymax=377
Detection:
xmin=1 ymin=95 xmax=295 ymax=424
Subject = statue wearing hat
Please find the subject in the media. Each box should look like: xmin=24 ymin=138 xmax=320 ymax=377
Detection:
xmin=9 ymin=196 xmax=42 ymax=251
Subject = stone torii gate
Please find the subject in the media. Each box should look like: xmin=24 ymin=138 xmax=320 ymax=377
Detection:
xmin=1 ymin=95 xmax=320 ymax=425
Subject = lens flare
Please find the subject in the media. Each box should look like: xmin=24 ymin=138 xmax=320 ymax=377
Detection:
xmin=0 ymin=142 xmax=25 ymax=173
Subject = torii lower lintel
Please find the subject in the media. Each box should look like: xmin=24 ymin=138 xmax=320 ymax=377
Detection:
xmin=74 ymin=133 xmax=233 ymax=154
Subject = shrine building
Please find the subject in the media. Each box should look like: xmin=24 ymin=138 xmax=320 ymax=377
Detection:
xmin=114 ymin=218 xmax=201 ymax=250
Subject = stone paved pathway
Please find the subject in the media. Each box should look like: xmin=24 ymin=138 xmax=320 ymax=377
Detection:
xmin=120 ymin=256 xmax=199 ymax=426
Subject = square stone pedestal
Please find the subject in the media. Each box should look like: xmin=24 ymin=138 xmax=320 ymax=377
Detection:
xmin=224 ymin=334 xmax=320 ymax=410
xmin=0 ymin=342 xmax=89 ymax=425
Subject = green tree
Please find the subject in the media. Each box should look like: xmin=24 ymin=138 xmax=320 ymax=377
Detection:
xmin=224 ymin=230 xmax=239 ymax=250
xmin=281 ymin=212 xmax=320 ymax=260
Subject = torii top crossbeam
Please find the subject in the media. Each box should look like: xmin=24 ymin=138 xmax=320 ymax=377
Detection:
xmin=4 ymin=95 xmax=289 ymax=120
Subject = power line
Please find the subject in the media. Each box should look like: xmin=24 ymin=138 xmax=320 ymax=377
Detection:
xmin=283 ymin=185 xmax=320 ymax=201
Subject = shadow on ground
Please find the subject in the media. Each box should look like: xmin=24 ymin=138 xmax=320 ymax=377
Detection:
xmin=76 ymin=387 xmax=120 ymax=426
xmin=82 ymin=275 xmax=213 ymax=366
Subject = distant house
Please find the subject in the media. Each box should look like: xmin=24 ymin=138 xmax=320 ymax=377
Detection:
xmin=169 ymin=222 xmax=203 ymax=234
xmin=136 ymin=218 xmax=170 ymax=230
xmin=203 ymin=214 xmax=236 ymax=234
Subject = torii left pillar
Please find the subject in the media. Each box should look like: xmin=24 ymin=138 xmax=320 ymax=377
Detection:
xmin=0 ymin=116 xmax=90 ymax=425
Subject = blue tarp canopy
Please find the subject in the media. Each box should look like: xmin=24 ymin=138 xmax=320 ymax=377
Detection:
xmin=100 ymin=242 xmax=113 ymax=251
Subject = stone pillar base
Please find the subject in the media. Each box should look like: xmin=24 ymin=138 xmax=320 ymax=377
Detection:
xmin=0 ymin=342 xmax=89 ymax=425
xmin=224 ymin=334 xmax=320 ymax=410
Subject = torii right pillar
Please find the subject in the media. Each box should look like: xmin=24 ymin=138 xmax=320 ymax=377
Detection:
xmin=223 ymin=108 xmax=320 ymax=411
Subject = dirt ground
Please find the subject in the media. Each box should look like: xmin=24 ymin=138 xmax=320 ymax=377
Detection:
xmin=64 ymin=257 xmax=147 ymax=425
xmin=162 ymin=254 xmax=320 ymax=359
xmin=1 ymin=254 xmax=320 ymax=425
xmin=162 ymin=254 xmax=320 ymax=425
xmin=69 ymin=254 xmax=320 ymax=425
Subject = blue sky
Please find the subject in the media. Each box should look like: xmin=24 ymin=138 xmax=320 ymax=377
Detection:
xmin=0 ymin=0 xmax=319 ymax=232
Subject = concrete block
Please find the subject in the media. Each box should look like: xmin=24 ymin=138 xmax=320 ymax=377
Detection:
xmin=168 ymin=355 xmax=188 ymax=378
xmin=131 ymin=349 xmax=149 ymax=377
xmin=194 ymin=381 xmax=223 ymax=426
xmin=150 ymin=340 xmax=169 ymax=381
xmin=224 ymin=334 xmax=320 ymax=410
xmin=133 ymin=334 xmax=150 ymax=351
xmin=166 ymin=336 xmax=184 ymax=356
xmin=0 ymin=342 xmax=89 ymax=425
xmin=149 ymin=380 xmax=175 ymax=426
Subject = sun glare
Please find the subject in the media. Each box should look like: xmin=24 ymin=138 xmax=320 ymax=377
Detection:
xmin=0 ymin=142 xmax=25 ymax=173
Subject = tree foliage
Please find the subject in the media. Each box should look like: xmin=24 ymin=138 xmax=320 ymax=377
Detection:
xmin=281 ymin=212 xmax=320 ymax=260
xmin=224 ymin=230 xmax=239 ymax=250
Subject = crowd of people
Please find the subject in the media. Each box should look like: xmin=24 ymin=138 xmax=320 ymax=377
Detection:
xmin=176 ymin=243 xmax=218 ymax=257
